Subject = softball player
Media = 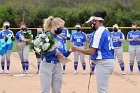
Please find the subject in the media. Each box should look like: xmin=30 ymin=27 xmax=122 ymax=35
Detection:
xmin=87 ymin=31 xmax=96 ymax=74
xmin=127 ymin=23 xmax=140 ymax=74
xmin=0 ymin=21 xmax=14 ymax=74
xmin=40 ymin=16 xmax=71 ymax=93
xmin=111 ymin=24 xmax=125 ymax=75
xmin=35 ymin=28 xmax=43 ymax=74
xmin=72 ymin=11 xmax=114 ymax=93
xmin=15 ymin=23 xmax=32 ymax=74
xmin=70 ymin=24 xmax=87 ymax=75
xmin=58 ymin=27 xmax=70 ymax=74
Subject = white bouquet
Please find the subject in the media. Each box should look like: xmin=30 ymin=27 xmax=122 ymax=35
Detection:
xmin=33 ymin=32 xmax=55 ymax=58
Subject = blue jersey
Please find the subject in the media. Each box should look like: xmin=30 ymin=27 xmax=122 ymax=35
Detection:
xmin=42 ymin=32 xmax=71 ymax=63
xmin=0 ymin=30 xmax=14 ymax=50
xmin=70 ymin=31 xmax=87 ymax=46
xmin=15 ymin=30 xmax=29 ymax=45
xmin=127 ymin=30 xmax=140 ymax=45
xmin=111 ymin=31 xmax=125 ymax=47
xmin=61 ymin=28 xmax=69 ymax=43
xmin=90 ymin=26 xmax=114 ymax=60
xmin=89 ymin=32 xmax=95 ymax=47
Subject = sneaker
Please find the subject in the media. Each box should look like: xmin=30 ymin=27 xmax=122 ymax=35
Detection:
xmin=121 ymin=71 xmax=125 ymax=75
xmin=83 ymin=70 xmax=86 ymax=75
xmin=6 ymin=70 xmax=10 ymax=74
xmin=62 ymin=70 xmax=66 ymax=74
xmin=1 ymin=70 xmax=5 ymax=74
xmin=74 ymin=70 xmax=78 ymax=75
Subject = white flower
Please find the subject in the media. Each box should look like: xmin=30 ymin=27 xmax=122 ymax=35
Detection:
xmin=42 ymin=43 xmax=50 ymax=51
xmin=45 ymin=38 xmax=49 ymax=42
xmin=34 ymin=47 xmax=41 ymax=53
xmin=39 ymin=42 xmax=43 ymax=46
xmin=34 ymin=38 xmax=41 ymax=46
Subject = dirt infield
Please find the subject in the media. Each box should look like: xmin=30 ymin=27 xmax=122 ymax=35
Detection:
xmin=0 ymin=52 xmax=140 ymax=93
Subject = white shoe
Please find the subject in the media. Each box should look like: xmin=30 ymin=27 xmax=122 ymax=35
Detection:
xmin=21 ymin=70 xmax=26 ymax=74
xmin=1 ymin=70 xmax=5 ymax=74
xmin=25 ymin=70 xmax=28 ymax=74
xmin=129 ymin=71 xmax=133 ymax=75
xmin=6 ymin=70 xmax=10 ymax=74
xmin=74 ymin=70 xmax=78 ymax=75
xmin=83 ymin=70 xmax=86 ymax=75
xmin=121 ymin=71 xmax=125 ymax=75
xmin=62 ymin=70 xmax=66 ymax=74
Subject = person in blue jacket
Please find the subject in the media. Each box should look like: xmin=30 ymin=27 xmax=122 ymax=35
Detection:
xmin=0 ymin=21 xmax=14 ymax=74
xmin=39 ymin=16 xmax=71 ymax=93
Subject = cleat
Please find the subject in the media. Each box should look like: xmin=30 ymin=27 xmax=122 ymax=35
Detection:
xmin=83 ymin=70 xmax=86 ymax=75
xmin=6 ymin=70 xmax=10 ymax=74
xmin=121 ymin=71 xmax=125 ymax=75
xmin=62 ymin=70 xmax=66 ymax=74
xmin=74 ymin=70 xmax=78 ymax=75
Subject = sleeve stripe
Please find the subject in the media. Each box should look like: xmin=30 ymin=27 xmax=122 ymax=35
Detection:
xmin=92 ymin=27 xmax=105 ymax=48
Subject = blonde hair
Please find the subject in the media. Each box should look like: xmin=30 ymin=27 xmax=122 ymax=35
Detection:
xmin=43 ymin=16 xmax=54 ymax=31
xmin=43 ymin=16 xmax=65 ymax=32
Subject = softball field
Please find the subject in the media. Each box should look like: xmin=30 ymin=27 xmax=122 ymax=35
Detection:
xmin=0 ymin=52 xmax=140 ymax=93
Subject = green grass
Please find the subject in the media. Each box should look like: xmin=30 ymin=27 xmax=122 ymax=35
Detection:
xmin=12 ymin=40 xmax=129 ymax=52
xmin=123 ymin=41 xmax=129 ymax=52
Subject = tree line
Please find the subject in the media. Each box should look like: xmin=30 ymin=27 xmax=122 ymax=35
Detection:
xmin=0 ymin=0 xmax=140 ymax=35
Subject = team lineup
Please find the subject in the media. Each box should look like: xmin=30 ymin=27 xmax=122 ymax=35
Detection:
xmin=0 ymin=11 xmax=140 ymax=93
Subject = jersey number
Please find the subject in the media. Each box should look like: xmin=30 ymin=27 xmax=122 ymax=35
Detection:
xmin=108 ymin=36 xmax=114 ymax=50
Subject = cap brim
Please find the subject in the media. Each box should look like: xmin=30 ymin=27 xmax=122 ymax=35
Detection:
xmin=85 ymin=16 xmax=104 ymax=24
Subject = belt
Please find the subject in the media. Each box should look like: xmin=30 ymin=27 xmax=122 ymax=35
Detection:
xmin=130 ymin=44 xmax=140 ymax=46
xmin=114 ymin=46 xmax=121 ymax=47
xmin=46 ymin=61 xmax=59 ymax=64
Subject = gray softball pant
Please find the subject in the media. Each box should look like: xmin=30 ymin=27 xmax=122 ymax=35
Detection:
xmin=39 ymin=62 xmax=62 ymax=93
xmin=94 ymin=59 xmax=114 ymax=93
xmin=129 ymin=45 xmax=140 ymax=64
xmin=74 ymin=46 xmax=85 ymax=63
xmin=1 ymin=50 xmax=12 ymax=62
xmin=114 ymin=46 xmax=124 ymax=64
xmin=17 ymin=45 xmax=29 ymax=62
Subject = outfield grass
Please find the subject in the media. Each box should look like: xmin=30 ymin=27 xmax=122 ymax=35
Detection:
xmin=12 ymin=40 xmax=129 ymax=52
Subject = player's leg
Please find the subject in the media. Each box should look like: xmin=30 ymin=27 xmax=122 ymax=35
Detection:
xmin=80 ymin=52 xmax=86 ymax=74
xmin=23 ymin=45 xmax=29 ymax=74
xmin=136 ymin=46 xmax=140 ymax=73
xmin=62 ymin=43 xmax=67 ymax=74
xmin=117 ymin=47 xmax=125 ymax=74
xmin=39 ymin=62 xmax=52 ymax=93
xmin=90 ymin=60 xmax=96 ymax=74
xmin=1 ymin=54 xmax=5 ymax=73
xmin=6 ymin=50 xmax=12 ymax=74
xmin=129 ymin=45 xmax=135 ymax=74
xmin=74 ymin=51 xmax=79 ymax=74
xmin=52 ymin=63 xmax=62 ymax=93
xmin=17 ymin=49 xmax=25 ymax=73
xmin=37 ymin=58 xmax=41 ymax=74
xmin=96 ymin=59 xmax=114 ymax=93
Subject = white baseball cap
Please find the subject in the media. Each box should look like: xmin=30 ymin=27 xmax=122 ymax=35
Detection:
xmin=85 ymin=16 xmax=104 ymax=24
xmin=113 ymin=24 xmax=118 ymax=29
xmin=75 ymin=24 xmax=81 ymax=28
